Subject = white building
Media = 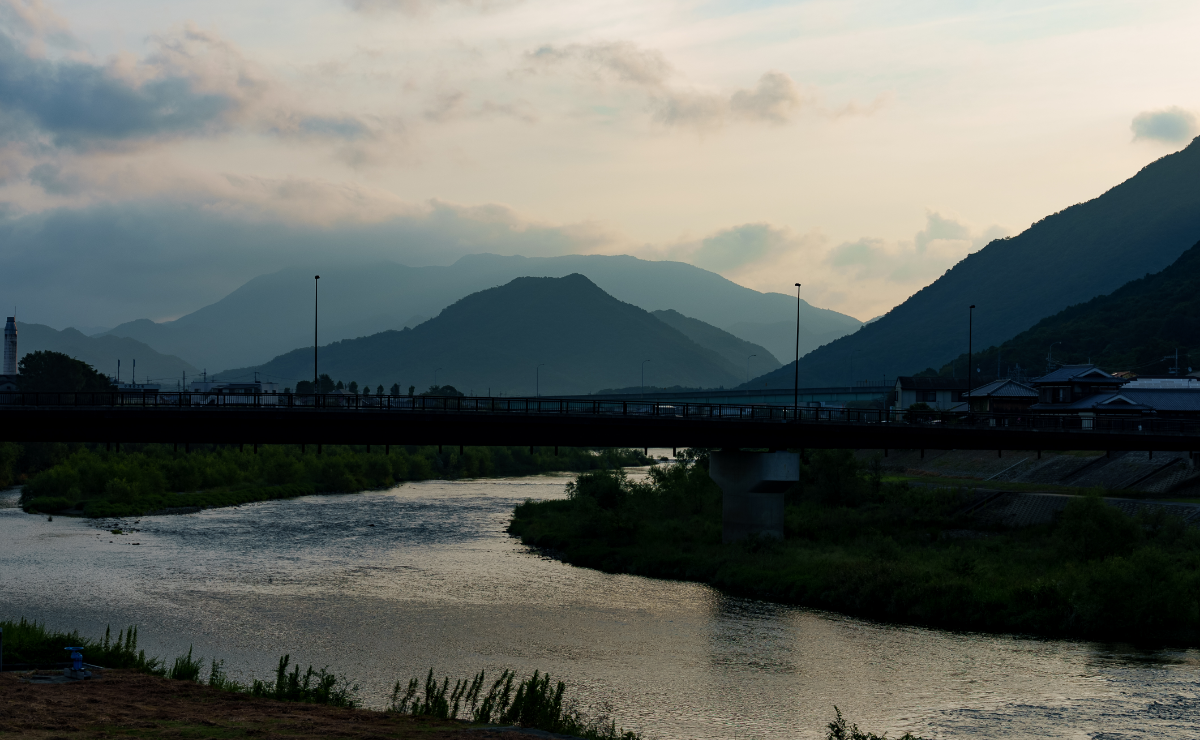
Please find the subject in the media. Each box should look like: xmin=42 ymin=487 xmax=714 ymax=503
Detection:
xmin=0 ymin=317 xmax=18 ymax=392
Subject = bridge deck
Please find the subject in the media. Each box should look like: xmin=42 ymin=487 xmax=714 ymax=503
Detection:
xmin=1 ymin=393 xmax=1198 ymax=451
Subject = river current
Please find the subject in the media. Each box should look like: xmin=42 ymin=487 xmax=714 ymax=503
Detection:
xmin=2 ymin=462 xmax=1198 ymax=739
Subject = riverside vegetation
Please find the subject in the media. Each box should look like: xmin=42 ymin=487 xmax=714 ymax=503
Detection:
xmin=509 ymin=450 xmax=1200 ymax=643
xmin=1 ymin=618 xmax=914 ymax=740
xmin=16 ymin=444 xmax=649 ymax=518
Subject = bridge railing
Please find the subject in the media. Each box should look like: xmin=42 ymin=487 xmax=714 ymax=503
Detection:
xmin=0 ymin=391 xmax=1198 ymax=436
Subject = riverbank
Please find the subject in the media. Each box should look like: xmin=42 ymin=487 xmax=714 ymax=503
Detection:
xmin=508 ymin=450 xmax=1200 ymax=644
xmin=19 ymin=444 xmax=650 ymax=517
xmin=0 ymin=669 xmax=536 ymax=740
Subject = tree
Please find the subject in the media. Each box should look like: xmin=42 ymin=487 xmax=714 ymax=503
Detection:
xmin=17 ymin=351 xmax=115 ymax=392
xmin=421 ymin=384 xmax=464 ymax=397
xmin=390 ymin=383 xmax=400 ymax=396
xmin=376 ymin=384 xmax=384 ymax=396
xmin=348 ymin=380 xmax=359 ymax=394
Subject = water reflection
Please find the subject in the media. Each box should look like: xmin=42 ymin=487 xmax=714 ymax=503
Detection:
xmin=1 ymin=477 xmax=1198 ymax=739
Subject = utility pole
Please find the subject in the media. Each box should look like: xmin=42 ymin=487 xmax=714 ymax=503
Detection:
xmin=794 ymin=283 xmax=801 ymax=419
xmin=314 ymin=275 xmax=320 ymax=387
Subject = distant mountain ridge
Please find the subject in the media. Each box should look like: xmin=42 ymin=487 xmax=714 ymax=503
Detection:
xmin=651 ymin=310 xmax=781 ymax=378
xmin=749 ymin=136 xmax=1200 ymax=388
xmin=16 ymin=323 xmax=198 ymax=385
xmin=101 ymin=254 xmax=861 ymax=372
xmin=219 ymin=274 xmax=744 ymax=395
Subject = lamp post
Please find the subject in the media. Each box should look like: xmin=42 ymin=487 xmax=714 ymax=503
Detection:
xmin=746 ymin=354 xmax=756 ymax=384
xmin=641 ymin=359 xmax=651 ymax=400
xmin=794 ymin=283 xmax=801 ymax=420
xmin=313 ymin=275 xmax=320 ymax=387
xmin=536 ymin=363 xmax=546 ymax=398
xmin=968 ymin=304 xmax=975 ymax=414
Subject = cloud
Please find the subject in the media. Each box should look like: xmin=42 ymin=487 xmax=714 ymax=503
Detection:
xmin=340 ymin=0 xmax=518 ymax=16
xmin=825 ymin=211 xmax=1008 ymax=284
xmin=524 ymin=42 xmax=808 ymax=129
xmin=526 ymin=42 xmax=673 ymax=87
xmin=1131 ymin=107 xmax=1197 ymax=144
xmin=423 ymin=90 xmax=536 ymax=124
xmin=0 ymin=22 xmax=378 ymax=154
xmin=0 ymin=191 xmax=615 ymax=328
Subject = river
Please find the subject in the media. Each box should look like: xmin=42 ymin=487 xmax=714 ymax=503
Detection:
xmin=2 ymin=461 xmax=1198 ymax=739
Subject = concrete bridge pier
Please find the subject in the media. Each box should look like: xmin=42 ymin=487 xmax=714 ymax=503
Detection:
xmin=709 ymin=450 xmax=800 ymax=543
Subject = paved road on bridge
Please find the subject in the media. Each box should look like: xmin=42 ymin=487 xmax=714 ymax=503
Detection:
xmin=2 ymin=392 xmax=1198 ymax=452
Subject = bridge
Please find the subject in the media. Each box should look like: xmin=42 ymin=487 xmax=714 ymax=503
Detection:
xmin=7 ymin=390 xmax=1198 ymax=543
xmin=2 ymin=391 xmax=1197 ymax=453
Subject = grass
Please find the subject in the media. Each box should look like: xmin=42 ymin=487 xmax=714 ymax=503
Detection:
xmin=389 ymin=668 xmax=639 ymax=740
xmin=18 ymin=444 xmax=651 ymax=518
xmin=509 ymin=450 xmax=1200 ymax=644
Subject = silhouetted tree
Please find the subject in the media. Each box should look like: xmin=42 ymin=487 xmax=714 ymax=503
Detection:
xmin=17 ymin=351 xmax=115 ymax=392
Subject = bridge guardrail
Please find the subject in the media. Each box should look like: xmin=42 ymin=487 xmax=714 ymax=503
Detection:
xmin=0 ymin=391 xmax=1198 ymax=437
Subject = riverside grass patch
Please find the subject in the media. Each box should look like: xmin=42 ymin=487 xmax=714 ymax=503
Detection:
xmin=20 ymin=444 xmax=650 ymax=518
xmin=509 ymin=450 xmax=1200 ymax=644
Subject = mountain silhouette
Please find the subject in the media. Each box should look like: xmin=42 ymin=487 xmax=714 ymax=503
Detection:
xmin=219 ymin=274 xmax=743 ymax=395
xmin=102 ymin=254 xmax=861 ymax=373
xmin=750 ymin=136 xmax=1200 ymax=388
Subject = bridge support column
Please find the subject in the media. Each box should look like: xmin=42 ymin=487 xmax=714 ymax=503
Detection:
xmin=709 ymin=450 xmax=799 ymax=543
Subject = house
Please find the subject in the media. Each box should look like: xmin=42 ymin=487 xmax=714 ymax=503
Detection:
xmin=1029 ymin=365 xmax=1125 ymax=406
xmin=964 ymin=379 xmax=1038 ymax=413
xmin=1030 ymin=364 xmax=1200 ymax=422
xmin=893 ymin=377 xmax=970 ymax=411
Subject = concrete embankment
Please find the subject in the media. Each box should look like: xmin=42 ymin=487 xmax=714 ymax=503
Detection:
xmin=860 ymin=448 xmax=1200 ymax=497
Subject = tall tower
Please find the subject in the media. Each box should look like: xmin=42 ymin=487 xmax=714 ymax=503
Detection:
xmin=3 ymin=317 xmax=16 ymax=375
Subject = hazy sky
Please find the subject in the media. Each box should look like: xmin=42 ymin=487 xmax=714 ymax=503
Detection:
xmin=1 ymin=0 xmax=1198 ymax=327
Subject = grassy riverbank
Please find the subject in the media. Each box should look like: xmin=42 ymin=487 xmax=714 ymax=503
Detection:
xmin=1 ymin=617 xmax=647 ymax=740
xmin=509 ymin=450 xmax=1200 ymax=644
xmin=19 ymin=444 xmax=650 ymax=518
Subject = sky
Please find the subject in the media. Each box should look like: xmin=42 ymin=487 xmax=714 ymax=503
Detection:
xmin=1 ymin=0 xmax=1198 ymax=328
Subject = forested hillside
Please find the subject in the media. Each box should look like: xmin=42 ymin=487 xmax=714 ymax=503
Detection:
xmin=924 ymin=239 xmax=1200 ymax=382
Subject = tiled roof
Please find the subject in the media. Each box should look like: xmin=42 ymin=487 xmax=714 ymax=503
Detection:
xmin=1031 ymin=388 xmax=1200 ymax=412
xmin=966 ymin=379 xmax=1037 ymax=398
xmin=896 ymin=377 xmax=970 ymax=390
xmin=1032 ymin=364 xmax=1125 ymax=385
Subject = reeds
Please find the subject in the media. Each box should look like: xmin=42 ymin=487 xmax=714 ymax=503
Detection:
xmin=389 ymin=668 xmax=639 ymax=740
xmin=250 ymin=654 xmax=359 ymax=708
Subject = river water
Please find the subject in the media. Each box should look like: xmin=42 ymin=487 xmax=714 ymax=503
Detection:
xmin=2 ymin=463 xmax=1198 ymax=739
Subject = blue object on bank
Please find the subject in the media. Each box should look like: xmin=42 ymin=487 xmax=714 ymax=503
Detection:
xmin=65 ymin=647 xmax=84 ymax=671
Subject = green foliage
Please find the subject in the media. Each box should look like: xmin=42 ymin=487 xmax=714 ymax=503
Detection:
xmin=167 ymin=645 xmax=204 ymax=682
xmin=0 ymin=618 xmax=163 ymax=673
xmin=511 ymin=451 xmax=1200 ymax=643
xmin=827 ymin=706 xmax=929 ymax=740
xmin=250 ymin=654 xmax=359 ymax=707
xmin=20 ymin=444 xmax=650 ymax=517
xmin=390 ymin=668 xmax=639 ymax=740
xmin=421 ymin=384 xmax=464 ymax=397
xmin=16 ymin=350 xmax=116 ymax=392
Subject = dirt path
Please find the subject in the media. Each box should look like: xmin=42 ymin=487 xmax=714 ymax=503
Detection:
xmin=0 ymin=670 xmax=549 ymax=739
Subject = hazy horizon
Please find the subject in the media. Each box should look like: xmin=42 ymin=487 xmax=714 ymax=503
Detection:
xmin=2 ymin=0 xmax=1198 ymax=330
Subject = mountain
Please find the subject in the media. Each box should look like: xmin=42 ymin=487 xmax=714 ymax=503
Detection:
xmin=101 ymin=254 xmax=861 ymax=372
xmin=924 ymin=239 xmax=1200 ymax=382
xmin=16 ymin=323 xmax=198 ymax=385
xmin=651 ymin=310 xmax=782 ymax=380
xmin=218 ymin=274 xmax=744 ymax=395
xmin=749 ymin=136 xmax=1200 ymax=388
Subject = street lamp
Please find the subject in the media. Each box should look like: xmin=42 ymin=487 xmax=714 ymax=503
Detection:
xmin=641 ymin=359 xmax=651 ymax=400
xmin=968 ymin=304 xmax=976 ymax=413
xmin=536 ymin=363 xmax=546 ymax=398
xmin=313 ymin=275 xmax=320 ymax=388
xmin=746 ymin=354 xmax=756 ymax=384
xmin=793 ymin=283 xmax=801 ymax=419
